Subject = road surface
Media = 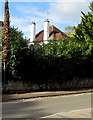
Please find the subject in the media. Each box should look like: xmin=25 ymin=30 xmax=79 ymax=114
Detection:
xmin=2 ymin=93 xmax=92 ymax=119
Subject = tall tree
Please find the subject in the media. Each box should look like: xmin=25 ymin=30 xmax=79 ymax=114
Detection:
xmin=89 ymin=1 xmax=93 ymax=14
xmin=74 ymin=2 xmax=93 ymax=45
xmin=7 ymin=27 xmax=28 ymax=81
xmin=2 ymin=0 xmax=10 ymax=83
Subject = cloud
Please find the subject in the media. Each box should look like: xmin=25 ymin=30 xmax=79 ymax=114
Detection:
xmin=10 ymin=16 xmax=45 ymax=38
xmin=10 ymin=17 xmax=27 ymax=26
xmin=9 ymin=1 xmax=91 ymax=38
xmin=49 ymin=1 xmax=90 ymax=26
xmin=10 ymin=4 xmax=50 ymax=38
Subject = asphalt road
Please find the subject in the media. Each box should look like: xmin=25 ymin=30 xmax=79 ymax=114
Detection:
xmin=2 ymin=93 xmax=91 ymax=120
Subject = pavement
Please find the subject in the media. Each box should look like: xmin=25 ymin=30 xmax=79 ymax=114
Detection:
xmin=2 ymin=89 xmax=93 ymax=119
xmin=2 ymin=89 xmax=93 ymax=102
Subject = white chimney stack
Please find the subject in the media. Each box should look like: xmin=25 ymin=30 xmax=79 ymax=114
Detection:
xmin=44 ymin=19 xmax=50 ymax=41
xmin=30 ymin=22 xmax=36 ymax=42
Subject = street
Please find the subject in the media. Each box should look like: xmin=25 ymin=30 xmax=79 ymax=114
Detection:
xmin=2 ymin=93 xmax=92 ymax=119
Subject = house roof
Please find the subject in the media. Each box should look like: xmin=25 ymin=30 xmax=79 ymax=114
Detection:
xmin=35 ymin=30 xmax=44 ymax=41
xmin=35 ymin=25 xmax=67 ymax=41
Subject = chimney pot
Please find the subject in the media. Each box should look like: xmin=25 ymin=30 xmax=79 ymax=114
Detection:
xmin=30 ymin=22 xmax=36 ymax=42
xmin=44 ymin=19 xmax=50 ymax=41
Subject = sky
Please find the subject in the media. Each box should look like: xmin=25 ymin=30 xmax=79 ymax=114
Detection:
xmin=0 ymin=0 xmax=92 ymax=38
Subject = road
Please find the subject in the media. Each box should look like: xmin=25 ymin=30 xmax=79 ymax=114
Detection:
xmin=2 ymin=93 xmax=91 ymax=119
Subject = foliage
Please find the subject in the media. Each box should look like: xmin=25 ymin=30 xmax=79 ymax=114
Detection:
xmin=74 ymin=1 xmax=93 ymax=50
xmin=74 ymin=12 xmax=93 ymax=44
xmin=3 ymin=2 xmax=93 ymax=91
xmin=2 ymin=0 xmax=10 ymax=64
xmin=0 ymin=28 xmax=3 ymax=71
xmin=2 ymin=27 xmax=28 ymax=82
xmin=25 ymin=35 xmax=93 ymax=89
xmin=27 ymin=1 xmax=93 ymax=87
xmin=89 ymin=1 xmax=93 ymax=13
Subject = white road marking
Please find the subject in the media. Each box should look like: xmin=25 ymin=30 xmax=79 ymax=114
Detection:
xmin=40 ymin=112 xmax=64 ymax=119
xmin=70 ymin=108 xmax=91 ymax=112
xmin=40 ymin=108 xmax=91 ymax=119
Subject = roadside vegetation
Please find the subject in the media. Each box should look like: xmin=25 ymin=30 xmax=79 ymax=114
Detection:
xmin=2 ymin=2 xmax=93 ymax=94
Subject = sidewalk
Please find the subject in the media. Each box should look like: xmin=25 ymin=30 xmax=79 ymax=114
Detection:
xmin=2 ymin=89 xmax=93 ymax=102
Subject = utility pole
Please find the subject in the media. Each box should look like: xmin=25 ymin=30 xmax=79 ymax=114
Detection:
xmin=2 ymin=0 xmax=10 ymax=83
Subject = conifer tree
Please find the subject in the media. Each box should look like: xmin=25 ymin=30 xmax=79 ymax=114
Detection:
xmin=89 ymin=1 xmax=93 ymax=14
xmin=74 ymin=2 xmax=93 ymax=44
xmin=2 ymin=0 xmax=10 ymax=83
xmin=2 ymin=0 xmax=10 ymax=63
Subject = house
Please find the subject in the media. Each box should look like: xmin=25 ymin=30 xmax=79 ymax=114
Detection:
xmin=35 ymin=25 xmax=67 ymax=41
xmin=29 ymin=19 xmax=67 ymax=44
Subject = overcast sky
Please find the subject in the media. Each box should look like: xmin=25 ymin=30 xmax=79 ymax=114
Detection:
xmin=0 ymin=0 xmax=92 ymax=38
